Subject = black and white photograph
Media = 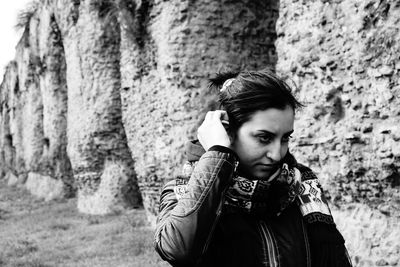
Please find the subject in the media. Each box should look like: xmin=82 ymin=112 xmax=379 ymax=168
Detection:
xmin=0 ymin=0 xmax=399 ymax=266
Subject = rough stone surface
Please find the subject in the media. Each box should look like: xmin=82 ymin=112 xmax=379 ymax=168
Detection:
xmin=5 ymin=172 xmax=18 ymax=187
xmin=54 ymin=0 xmax=141 ymax=214
xmin=0 ymin=0 xmax=141 ymax=213
xmin=119 ymin=0 xmax=279 ymax=224
xmin=25 ymin=172 xmax=65 ymax=201
xmin=0 ymin=0 xmax=399 ymax=264
xmin=0 ymin=62 xmax=18 ymax=179
xmin=333 ymin=204 xmax=400 ymax=267
xmin=0 ymin=17 xmax=46 ymax=188
xmin=37 ymin=5 xmax=74 ymax=196
xmin=277 ymin=0 xmax=400 ymax=209
xmin=276 ymin=0 xmax=400 ymax=265
xmin=17 ymin=15 xmax=45 ymax=179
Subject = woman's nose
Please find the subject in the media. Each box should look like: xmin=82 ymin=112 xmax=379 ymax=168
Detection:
xmin=266 ymin=142 xmax=282 ymax=162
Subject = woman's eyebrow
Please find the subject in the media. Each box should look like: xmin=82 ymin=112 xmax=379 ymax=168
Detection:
xmin=256 ymin=129 xmax=294 ymax=136
xmin=255 ymin=130 xmax=275 ymax=136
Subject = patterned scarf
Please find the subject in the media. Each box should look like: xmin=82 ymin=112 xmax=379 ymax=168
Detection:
xmin=178 ymin=142 xmax=352 ymax=266
xmin=220 ymin=158 xmax=351 ymax=266
xmin=224 ymin=162 xmax=334 ymax=224
xmin=179 ymin=153 xmax=334 ymax=224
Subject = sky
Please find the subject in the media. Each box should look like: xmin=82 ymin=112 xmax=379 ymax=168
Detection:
xmin=0 ymin=0 xmax=32 ymax=84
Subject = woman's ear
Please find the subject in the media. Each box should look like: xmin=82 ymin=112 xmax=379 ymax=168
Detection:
xmin=228 ymin=130 xmax=236 ymax=146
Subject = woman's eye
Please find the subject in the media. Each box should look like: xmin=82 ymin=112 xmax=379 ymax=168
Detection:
xmin=257 ymin=135 xmax=272 ymax=144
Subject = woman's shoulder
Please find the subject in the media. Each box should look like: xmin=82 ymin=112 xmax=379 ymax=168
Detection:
xmin=295 ymin=163 xmax=319 ymax=181
xmin=285 ymin=152 xmax=319 ymax=181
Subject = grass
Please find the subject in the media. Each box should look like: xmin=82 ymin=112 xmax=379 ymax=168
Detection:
xmin=0 ymin=179 xmax=170 ymax=267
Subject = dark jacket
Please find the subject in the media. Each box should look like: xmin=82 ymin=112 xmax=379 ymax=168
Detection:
xmin=154 ymin=142 xmax=351 ymax=267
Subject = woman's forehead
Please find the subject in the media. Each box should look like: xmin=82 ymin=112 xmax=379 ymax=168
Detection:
xmin=242 ymin=107 xmax=295 ymax=133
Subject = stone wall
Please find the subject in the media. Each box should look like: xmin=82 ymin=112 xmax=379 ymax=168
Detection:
xmin=277 ymin=0 xmax=400 ymax=209
xmin=1 ymin=0 xmax=280 ymax=218
xmin=0 ymin=0 xmax=141 ymax=213
xmin=53 ymin=0 xmax=141 ymax=214
xmin=119 ymin=0 xmax=279 ymax=224
xmin=0 ymin=4 xmax=74 ymax=200
xmin=0 ymin=62 xmax=18 ymax=180
xmin=333 ymin=204 xmax=400 ymax=266
xmin=36 ymin=5 xmax=74 ymax=197
xmin=276 ymin=0 xmax=400 ymax=265
xmin=0 ymin=0 xmax=399 ymax=264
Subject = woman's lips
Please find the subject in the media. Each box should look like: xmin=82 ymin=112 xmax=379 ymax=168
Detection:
xmin=256 ymin=163 xmax=278 ymax=169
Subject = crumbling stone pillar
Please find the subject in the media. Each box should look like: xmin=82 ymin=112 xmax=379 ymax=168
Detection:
xmin=53 ymin=0 xmax=141 ymax=214
xmin=14 ymin=20 xmax=45 ymax=187
xmin=0 ymin=62 xmax=18 ymax=181
xmin=33 ymin=6 xmax=75 ymax=199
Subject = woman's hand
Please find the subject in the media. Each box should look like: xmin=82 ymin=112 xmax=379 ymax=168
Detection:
xmin=197 ymin=110 xmax=231 ymax=151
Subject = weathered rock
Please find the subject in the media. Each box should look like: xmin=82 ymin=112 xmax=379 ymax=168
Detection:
xmin=277 ymin=0 xmax=400 ymax=264
xmin=119 ymin=0 xmax=280 ymax=222
xmin=52 ymin=0 xmax=141 ymax=213
xmin=6 ymin=172 xmax=18 ymax=187
xmin=277 ymin=0 xmax=400 ymax=206
xmin=37 ymin=5 xmax=74 ymax=196
xmin=15 ymin=14 xmax=45 ymax=178
xmin=333 ymin=204 xmax=400 ymax=267
xmin=25 ymin=172 xmax=65 ymax=201
xmin=0 ymin=1 xmax=399 ymax=265
xmin=0 ymin=62 xmax=18 ymax=176
xmin=0 ymin=16 xmax=46 ymax=188
xmin=0 ymin=0 xmax=141 ymax=214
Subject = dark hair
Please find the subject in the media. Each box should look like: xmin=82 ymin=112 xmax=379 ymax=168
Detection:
xmin=208 ymin=69 xmax=303 ymax=133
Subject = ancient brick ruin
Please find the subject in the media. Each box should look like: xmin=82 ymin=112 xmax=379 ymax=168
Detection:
xmin=0 ymin=0 xmax=399 ymax=265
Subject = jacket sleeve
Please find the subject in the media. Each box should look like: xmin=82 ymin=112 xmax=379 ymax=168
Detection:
xmin=154 ymin=146 xmax=237 ymax=266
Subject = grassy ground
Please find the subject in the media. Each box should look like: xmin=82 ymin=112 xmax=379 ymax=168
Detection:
xmin=0 ymin=179 xmax=170 ymax=267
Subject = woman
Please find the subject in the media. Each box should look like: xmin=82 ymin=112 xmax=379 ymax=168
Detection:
xmin=154 ymin=70 xmax=352 ymax=267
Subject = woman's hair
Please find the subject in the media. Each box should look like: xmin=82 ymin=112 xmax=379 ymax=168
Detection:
xmin=209 ymin=69 xmax=303 ymax=133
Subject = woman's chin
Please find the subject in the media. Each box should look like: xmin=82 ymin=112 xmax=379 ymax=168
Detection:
xmin=247 ymin=169 xmax=272 ymax=180
xmin=238 ymin=165 xmax=277 ymax=180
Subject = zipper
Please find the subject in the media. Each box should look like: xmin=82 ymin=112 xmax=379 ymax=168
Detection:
xmin=201 ymin=189 xmax=225 ymax=256
xmin=233 ymin=160 xmax=239 ymax=174
xmin=301 ymin=219 xmax=312 ymax=267
xmin=259 ymin=221 xmax=279 ymax=267
xmin=200 ymin=160 xmax=238 ymax=256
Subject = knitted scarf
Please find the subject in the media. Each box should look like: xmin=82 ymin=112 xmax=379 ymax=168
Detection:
xmin=224 ymin=162 xmax=334 ymax=224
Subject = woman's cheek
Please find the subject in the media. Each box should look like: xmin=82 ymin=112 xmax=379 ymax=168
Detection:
xmin=281 ymin=145 xmax=289 ymax=157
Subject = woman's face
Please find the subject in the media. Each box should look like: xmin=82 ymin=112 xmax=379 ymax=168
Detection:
xmin=231 ymin=106 xmax=295 ymax=179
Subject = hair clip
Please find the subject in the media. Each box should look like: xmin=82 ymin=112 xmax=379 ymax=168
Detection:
xmin=220 ymin=78 xmax=235 ymax=92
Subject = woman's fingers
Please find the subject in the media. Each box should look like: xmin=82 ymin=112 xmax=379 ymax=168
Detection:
xmin=209 ymin=110 xmax=229 ymax=129
xmin=218 ymin=110 xmax=230 ymax=126
xmin=197 ymin=110 xmax=231 ymax=150
xmin=208 ymin=110 xmax=229 ymax=124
